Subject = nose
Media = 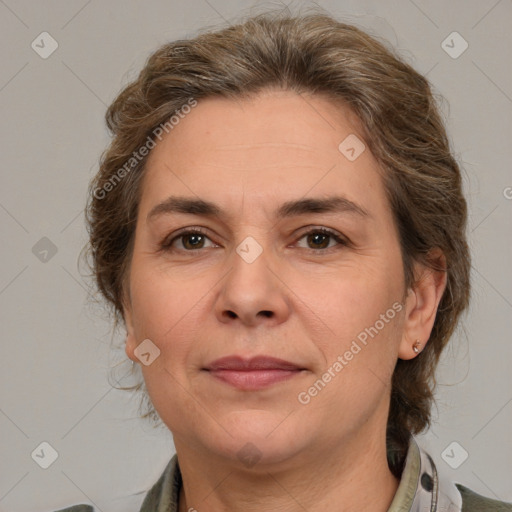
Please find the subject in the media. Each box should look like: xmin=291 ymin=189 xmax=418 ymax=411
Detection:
xmin=214 ymin=240 xmax=291 ymax=328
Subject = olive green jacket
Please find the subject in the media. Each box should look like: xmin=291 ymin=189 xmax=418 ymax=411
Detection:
xmin=52 ymin=439 xmax=511 ymax=511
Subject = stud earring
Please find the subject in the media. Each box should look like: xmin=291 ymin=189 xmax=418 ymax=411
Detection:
xmin=413 ymin=340 xmax=422 ymax=354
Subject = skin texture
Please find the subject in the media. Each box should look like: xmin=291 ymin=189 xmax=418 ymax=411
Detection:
xmin=124 ymin=89 xmax=447 ymax=511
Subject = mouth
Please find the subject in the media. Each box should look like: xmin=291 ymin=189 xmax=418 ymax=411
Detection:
xmin=203 ymin=356 xmax=307 ymax=391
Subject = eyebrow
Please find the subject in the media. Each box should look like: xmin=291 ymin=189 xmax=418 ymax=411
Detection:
xmin=147 ymin=195 xmax=370 ymax=223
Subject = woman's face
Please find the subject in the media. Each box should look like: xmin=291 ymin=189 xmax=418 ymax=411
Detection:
xmin=124 ymin=90 xmax=414 ymax=466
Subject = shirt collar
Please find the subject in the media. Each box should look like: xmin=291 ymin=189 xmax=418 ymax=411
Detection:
xmin=388 ymin=437 xmax=463 ymax=512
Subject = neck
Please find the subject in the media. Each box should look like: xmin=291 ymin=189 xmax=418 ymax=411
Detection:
xmin=175 ymin=425 xmax=399 ymax=512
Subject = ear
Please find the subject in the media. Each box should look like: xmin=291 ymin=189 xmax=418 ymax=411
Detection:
xmin=123 ymin=298 xmax=138 ymax=363
xmin=398 ymin=249 xmax=447 ymax=360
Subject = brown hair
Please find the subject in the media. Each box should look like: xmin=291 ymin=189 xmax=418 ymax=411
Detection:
xmin=84 ymin=8 xmax=470 ymax=475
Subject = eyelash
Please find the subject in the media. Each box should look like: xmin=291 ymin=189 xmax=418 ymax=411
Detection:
xmin=159 ymin=227 xmax=349 ymax=254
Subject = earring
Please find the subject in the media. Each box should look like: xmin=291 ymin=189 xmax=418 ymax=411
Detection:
xmin=413 ymin=340 xmax=422 ymax=354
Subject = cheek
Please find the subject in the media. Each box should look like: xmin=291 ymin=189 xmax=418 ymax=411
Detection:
xmin=127 ymin=265 xmax=209 ymax=386
xmin=312 ymin=262 xmax=403 ymax=345
xmin=299 ymin=257 xmax=405 ymax=410
xmin=300 ymin=276 xmax=404 ymax=423
xmin=129 ymin=256 xmax=203 ymax=337
xmin=129 ymin=267 xmax=204 ymax=421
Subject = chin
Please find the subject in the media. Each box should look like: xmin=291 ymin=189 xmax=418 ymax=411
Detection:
xmin=194 ymin=409 xmax=312 ymax=468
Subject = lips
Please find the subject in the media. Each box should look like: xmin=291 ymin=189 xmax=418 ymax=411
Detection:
xmin=204 ymin=356 xmax=305 ymax=390
xmin=207 ymin=356 xmax=303 ymax=371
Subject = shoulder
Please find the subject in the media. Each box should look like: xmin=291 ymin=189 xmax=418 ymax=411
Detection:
xmin=457 ymin=484 xmax=512 ymax=511
xmin=47 ymin=456 xmax=179 ymax=512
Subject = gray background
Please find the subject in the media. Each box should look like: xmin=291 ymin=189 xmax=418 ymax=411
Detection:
xmin=0 ymin=0 xmax=511 ymax=510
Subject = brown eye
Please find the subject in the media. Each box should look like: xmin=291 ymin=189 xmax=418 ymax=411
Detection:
xmin=306 ymin=232 xmax=331 ymax=249
xmin=181 ymin=233 xmax=206 ymax=250
xmin=296 ymin=228 xmax=347 ymax=252
xmin=160 ymin=229 xmax=216 ymax=252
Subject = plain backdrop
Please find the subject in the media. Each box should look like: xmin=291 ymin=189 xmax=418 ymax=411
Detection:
xmin=0 ymin=1 xmax=511 ymax=510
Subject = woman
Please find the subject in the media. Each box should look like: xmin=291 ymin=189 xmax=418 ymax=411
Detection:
xmin=57 ymin=10 xmax=511 ymax=512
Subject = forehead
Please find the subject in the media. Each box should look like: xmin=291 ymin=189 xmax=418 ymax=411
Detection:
xmin=140 ymin=90 xmax=389 ymax=220
xmin=147 ymin=89 xmax=365 ymax=163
